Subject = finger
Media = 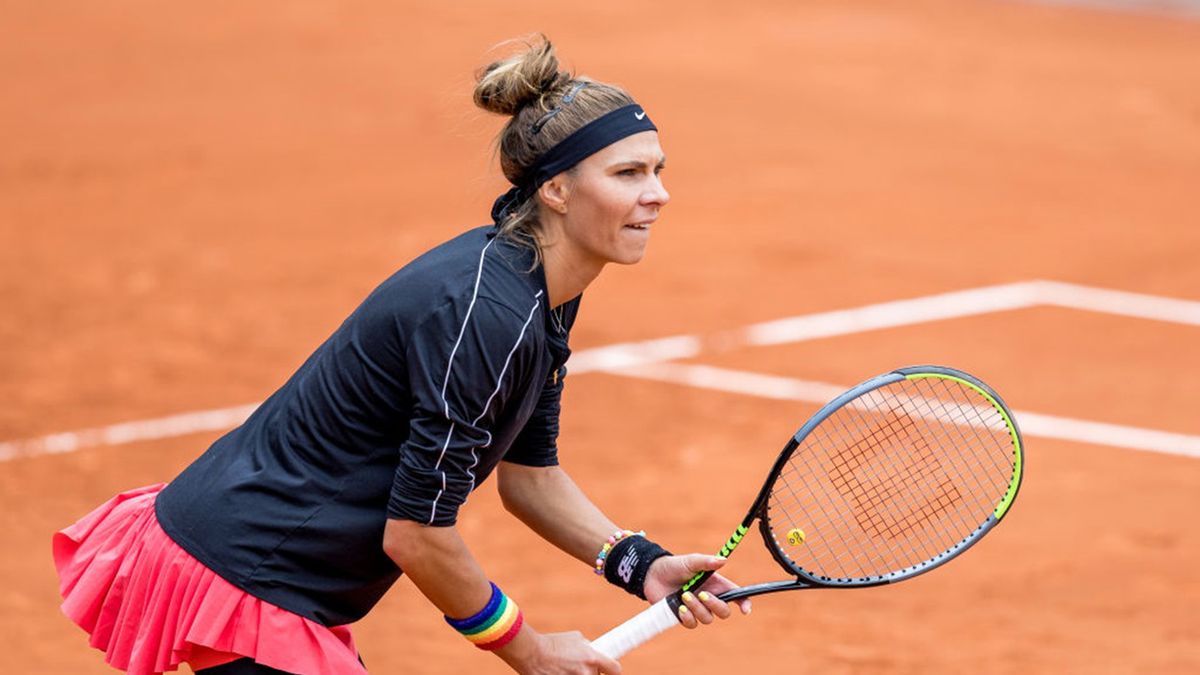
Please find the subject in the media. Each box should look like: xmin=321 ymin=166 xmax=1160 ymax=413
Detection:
xmin=697 ymin=590 xmax=732 ymax=620
xmin=699 ymin=573 xmax=753 ymax=614
xmin=594 ymin=652 xmax=623 ymax=674
xmin=681 ymin=554 xmax=727 ymax=574
xmin=676 ymin=600 xmax=698 ymax=629
xmin=681 ymin=591 xmax=715 ymax=625
xmin=697 ymin=573 xmax=738 ymax=595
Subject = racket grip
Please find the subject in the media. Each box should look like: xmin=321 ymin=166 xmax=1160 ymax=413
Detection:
xmin=590 ymin=597 xmax=681 ymax=659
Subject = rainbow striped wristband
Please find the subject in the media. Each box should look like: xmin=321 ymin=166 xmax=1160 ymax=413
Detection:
xmin=445 ymin=582 xmax=524 ymax=651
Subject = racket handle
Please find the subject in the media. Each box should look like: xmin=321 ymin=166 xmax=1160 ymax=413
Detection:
xmin=590 ymin=597 xmax=681 ymax=659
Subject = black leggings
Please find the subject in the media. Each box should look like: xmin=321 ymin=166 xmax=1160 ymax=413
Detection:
xmin=196 ymin=655 xmax=366 ymax=674
xmin=195 ymin=659 xmax=297 ymax=674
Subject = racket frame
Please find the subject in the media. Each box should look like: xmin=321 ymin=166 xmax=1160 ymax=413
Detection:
xmin=679 ymin=364 xmax=1024 ymax=599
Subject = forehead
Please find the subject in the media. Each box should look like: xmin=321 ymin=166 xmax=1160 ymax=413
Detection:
xmin=582 ymin=131 xmax=665 ymax=167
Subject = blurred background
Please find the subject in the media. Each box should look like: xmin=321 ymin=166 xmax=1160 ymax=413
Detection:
xmin=2 ymin=1 xmax=1197 ymax=672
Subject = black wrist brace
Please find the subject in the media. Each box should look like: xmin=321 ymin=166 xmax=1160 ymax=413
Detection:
xmin=603 ymin=535 xmax=672 ymax=600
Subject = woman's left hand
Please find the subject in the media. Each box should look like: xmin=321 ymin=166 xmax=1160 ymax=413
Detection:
xmin=642 ymin=554 xmax=752 ymax=629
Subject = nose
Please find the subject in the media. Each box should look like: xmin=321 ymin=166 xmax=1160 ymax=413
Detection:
xmin=643 ymin=174 xmax=670 ymax=208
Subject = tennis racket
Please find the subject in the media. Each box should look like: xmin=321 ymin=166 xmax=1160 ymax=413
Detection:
xmin=591 ymin=365 xmax=1024 ymax=659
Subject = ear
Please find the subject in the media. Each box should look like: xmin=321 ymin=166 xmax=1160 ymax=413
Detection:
xmin=537 ymin=174 xmax=571 ymax=215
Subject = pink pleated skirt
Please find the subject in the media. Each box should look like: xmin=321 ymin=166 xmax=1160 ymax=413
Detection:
xmin=52 ymin=484 xmax=368 ymax=675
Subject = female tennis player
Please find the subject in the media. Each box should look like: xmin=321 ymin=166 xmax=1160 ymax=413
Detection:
xmin=52 ymin=36 xmax=748 ymax=675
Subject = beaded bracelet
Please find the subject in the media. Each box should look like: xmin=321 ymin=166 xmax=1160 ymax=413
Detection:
xmin=594 ymin=529 xmax=645 ymax=575
xmin=444 ymin=582 xmax=524 ymax=651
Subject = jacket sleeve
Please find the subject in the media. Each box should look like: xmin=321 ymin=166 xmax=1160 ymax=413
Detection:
xmin=388 ymin=298 xmax=537 ymax=526
xmin=502 ymin=365 xmax=565 ymax=467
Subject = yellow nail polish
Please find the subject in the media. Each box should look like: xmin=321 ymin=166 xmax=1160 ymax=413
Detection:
xmin=682 ymin=592 xmax=695 ymax=603
xmin=699 ymin=591 xmax=711 ymax=602
xmin=679 ymin=605 xmax=690 ymax=615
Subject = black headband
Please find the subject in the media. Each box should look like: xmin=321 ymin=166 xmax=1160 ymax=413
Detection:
xmin=491 ymin=104 xmax=658 ymax=224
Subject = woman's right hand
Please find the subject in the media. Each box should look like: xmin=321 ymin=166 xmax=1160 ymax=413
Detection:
xmin=501 ymin=629 xmax=621 ymax=674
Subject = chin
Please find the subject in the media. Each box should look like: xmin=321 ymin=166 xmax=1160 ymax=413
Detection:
xmin=612 ymin=248 xmax=648 ymax=265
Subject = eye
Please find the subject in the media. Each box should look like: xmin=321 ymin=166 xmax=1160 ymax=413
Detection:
xmin=617 ymin=168 xmax=639 ymax=177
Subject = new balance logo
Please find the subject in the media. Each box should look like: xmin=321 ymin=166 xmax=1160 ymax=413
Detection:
xmin=617 ymin=550 xmax=638 ymax=583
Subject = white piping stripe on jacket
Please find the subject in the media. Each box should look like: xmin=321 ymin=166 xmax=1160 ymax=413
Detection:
xmin=429 ymin=239 xmax=493 ymax=525
xmin=427 ymin=424 xmax=454 ymax=524
xmin=427 ymin=242 xmax=543 ymax=525
xmin=462 ymin=291 xmax=544 ymax=494
xmin=439 ymin=239 xmax=495 ymax=417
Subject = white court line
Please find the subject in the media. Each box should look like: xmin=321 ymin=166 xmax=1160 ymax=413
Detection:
xmin=1034 ymin=280 xmax=1200 ymax=326
xmin=744 ymin=282 xmax=1039 ymax=346
xmin=2 ymin=280 xmax=1196 ymax=462
xmin=565 ymin=335 xmax=703 ymax=374
xmin=0 ymin=404 xmax=261 ymax=462
xmin=744 ymin=279 xmax=1200 ymax=346
xmin=614 ymin=362 xmax=1200 ymax=459
xmin=0 ymin=335 xmax=704 ymax=462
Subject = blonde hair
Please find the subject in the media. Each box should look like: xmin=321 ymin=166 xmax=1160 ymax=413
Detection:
xmin=473 ymin=35 xmax=634 ymax=259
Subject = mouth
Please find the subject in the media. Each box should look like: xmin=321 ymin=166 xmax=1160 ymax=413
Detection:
xmin=623 ymin=220 xmax=654 ymax=231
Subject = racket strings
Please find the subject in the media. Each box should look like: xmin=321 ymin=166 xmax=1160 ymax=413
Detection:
xmin=816 ymin=400 xmax=959 ymax=574
xmin=766 ymin=375 xmax=1017 ymax=582
xmin=787 ymin=401 xmax=936 ymax=576
xmin=827 ymin=409 xmax=961 ymax=541
xmin=907 ymin=384 xmax=1011 ymax=507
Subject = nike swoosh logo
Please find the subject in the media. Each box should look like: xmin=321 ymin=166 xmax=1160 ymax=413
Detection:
xmin=634 ymin=111 xmax=646 ymax=120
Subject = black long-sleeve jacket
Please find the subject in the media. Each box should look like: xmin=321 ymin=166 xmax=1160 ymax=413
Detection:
xmin=156 ymin=226 xmax=578 ymax=626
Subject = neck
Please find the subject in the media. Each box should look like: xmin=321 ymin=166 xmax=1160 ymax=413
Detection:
xmin=540 ymin=236 xmax=604 ymax=308
xmin=535 ymin=209 xmax=605 ymax=307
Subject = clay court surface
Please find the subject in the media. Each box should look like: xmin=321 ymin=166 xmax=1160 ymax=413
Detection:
xmin=3 ymin=1 xmax=1199 ymax=672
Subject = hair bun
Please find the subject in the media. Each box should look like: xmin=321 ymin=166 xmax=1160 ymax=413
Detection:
xmin=474 ymin=35 xmax=567 ymax=116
